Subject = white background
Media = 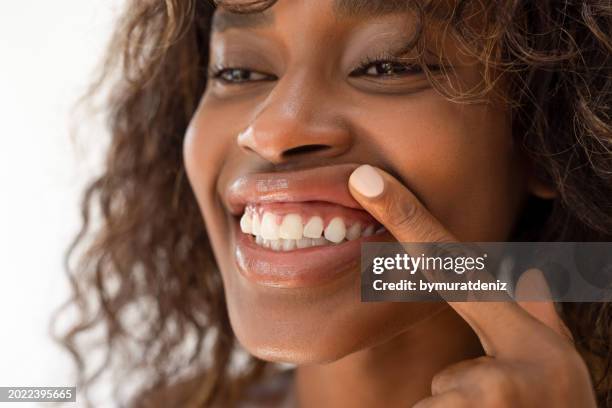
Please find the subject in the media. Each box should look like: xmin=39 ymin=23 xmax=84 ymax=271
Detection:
xmin=0 ymin=1 xmax=124 ymax=405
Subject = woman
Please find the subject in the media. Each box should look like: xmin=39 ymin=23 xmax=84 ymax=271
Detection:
xmin=54 ymin=0 xmax=611 ymax=406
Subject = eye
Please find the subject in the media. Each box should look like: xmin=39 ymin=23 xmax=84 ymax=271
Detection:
xmin=364 ymin=61 xmax=421 ymax=77
xmin=349 ymin=54 xmax=437 ymax=79
xmin=210 ymin=66 xmax=274 ymax=84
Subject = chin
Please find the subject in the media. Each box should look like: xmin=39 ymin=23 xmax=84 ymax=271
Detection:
xmin=224 ymin=281 xmax=446 ymax=365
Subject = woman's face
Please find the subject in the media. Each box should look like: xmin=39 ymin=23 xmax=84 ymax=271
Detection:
xmin=184 ymin=0 xmax=528 ymax=363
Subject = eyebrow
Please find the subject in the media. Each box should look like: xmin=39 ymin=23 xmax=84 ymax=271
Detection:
xmin=212 ymin=0 xmax=416 ymax=33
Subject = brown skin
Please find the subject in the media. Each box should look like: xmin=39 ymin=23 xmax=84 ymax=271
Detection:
xmin=183 ymin=0 xmax=595 ymax=406
xmin=347 ymin=168 xmax=595 ymax=407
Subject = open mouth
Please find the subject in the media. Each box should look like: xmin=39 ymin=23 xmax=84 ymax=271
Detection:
xmin=226 ymin=164 xmax=390 ymax=288
xmin=239 ymin=201 xmax=385 ymax=251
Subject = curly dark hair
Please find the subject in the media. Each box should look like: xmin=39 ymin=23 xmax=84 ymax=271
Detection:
xmin=51 ymin=0 xmax=612 ymax=406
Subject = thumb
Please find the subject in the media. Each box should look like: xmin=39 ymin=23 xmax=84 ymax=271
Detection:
xmin=348 ymin=164 xmax=455 ymax=243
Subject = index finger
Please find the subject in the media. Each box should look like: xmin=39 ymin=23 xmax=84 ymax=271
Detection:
xmin=348 ymin=164 xmax=562 ymax=356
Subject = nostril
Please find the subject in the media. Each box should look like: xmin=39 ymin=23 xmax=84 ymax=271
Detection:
xmin=282 ymin=144 xmax=331 ymax=158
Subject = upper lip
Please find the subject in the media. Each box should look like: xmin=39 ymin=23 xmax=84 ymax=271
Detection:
xmin=225 ymin=163 xmax=364 ymax=216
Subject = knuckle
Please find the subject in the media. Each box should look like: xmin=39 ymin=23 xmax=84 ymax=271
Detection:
xmin=445 ymin=390 xmax=474 ymax=408
xmin=431 ymin=371 xmax=453 ymax=395
xmin=381 ymin=195 xmax=419 ymax=229
xmin=478 ymin=365 xmax=519 ymax=404
xmin=414 ymin=391 xmax=471 ymax=408
xmin=547 ymin=350 xmax=591 ymax=391
xmin=380 ymin=197 xmax=448 ymax=242
xmin=445 ymin=391 xmax=472 ymax=408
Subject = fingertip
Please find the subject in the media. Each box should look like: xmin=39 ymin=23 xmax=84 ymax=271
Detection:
xmin=515 ymin=268 xmax=553 ymax=301
xmin=349 ymin=165 xmax=384 ymax=198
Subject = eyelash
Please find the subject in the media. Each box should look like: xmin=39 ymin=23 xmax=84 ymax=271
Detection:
xmin=209 ymin=53 xmax=439 ymax=84
xmin=209 ymin=64 xmax=274 ymax=84
xmin=350 ymin=52 xmax=432 ymax=77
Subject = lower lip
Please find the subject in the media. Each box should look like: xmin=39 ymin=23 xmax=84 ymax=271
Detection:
xmin=234 ymin=224 xmax=383 ymax=288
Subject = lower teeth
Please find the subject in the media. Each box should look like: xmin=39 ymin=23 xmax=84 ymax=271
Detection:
xmin=251 ymin=228 xmax=386 ymax=251
xmin=255 ymin=236 xmax=334 ymax=251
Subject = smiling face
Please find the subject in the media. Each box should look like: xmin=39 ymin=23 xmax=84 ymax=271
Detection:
xmin=184 ymin=0 xmax=529 ymax=363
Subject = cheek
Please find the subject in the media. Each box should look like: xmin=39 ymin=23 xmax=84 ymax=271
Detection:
xmin=184 ymin=99 xmax=233 ymax=190
xmin=183 ymin=103 xmax=237 ymax=256
xmin=183 ymin=95 xmax=255 ymax=201
xmin=356 ymin=95 xmax=525 ymax=240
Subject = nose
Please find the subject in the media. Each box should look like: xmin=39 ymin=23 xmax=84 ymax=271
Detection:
xmin=237 ymin=74 xmax=352 ymax=164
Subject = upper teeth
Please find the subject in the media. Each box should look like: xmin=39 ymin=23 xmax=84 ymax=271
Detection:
xmin=324 ymin=217 xmax=346 ymax=243
xmin=303 ymin=216 xmax=323 ymax=238
xmin=261 ymin=212 xmax=280 ymax=240
xmin=280 ymin=214 xmax=303 ymax=239
xmin=240 ymin=212 xmax=381 ymax=250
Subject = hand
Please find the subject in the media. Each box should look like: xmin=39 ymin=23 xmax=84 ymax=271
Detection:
xmin=348 ymin=165 xmax=597 ymax=408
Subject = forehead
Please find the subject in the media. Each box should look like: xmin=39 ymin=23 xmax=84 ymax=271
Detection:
xmin=211 ymin=0 xmax=419 ymax=33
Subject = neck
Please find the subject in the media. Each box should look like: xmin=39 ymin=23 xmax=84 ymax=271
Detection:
xmin=294 ymin=306 xmax=483 ymax=408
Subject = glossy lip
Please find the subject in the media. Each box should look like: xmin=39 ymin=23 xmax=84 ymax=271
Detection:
xmin=225 ymin=163 xmax=363 ymax=216
xmin=226 ymin=163 xmax=389 ymax=288
xmin=235 ymin=223 xmax=389 ymax=288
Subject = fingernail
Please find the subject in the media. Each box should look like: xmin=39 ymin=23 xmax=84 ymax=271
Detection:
xmin=349 ymin=165 xmax=384 ymax=198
